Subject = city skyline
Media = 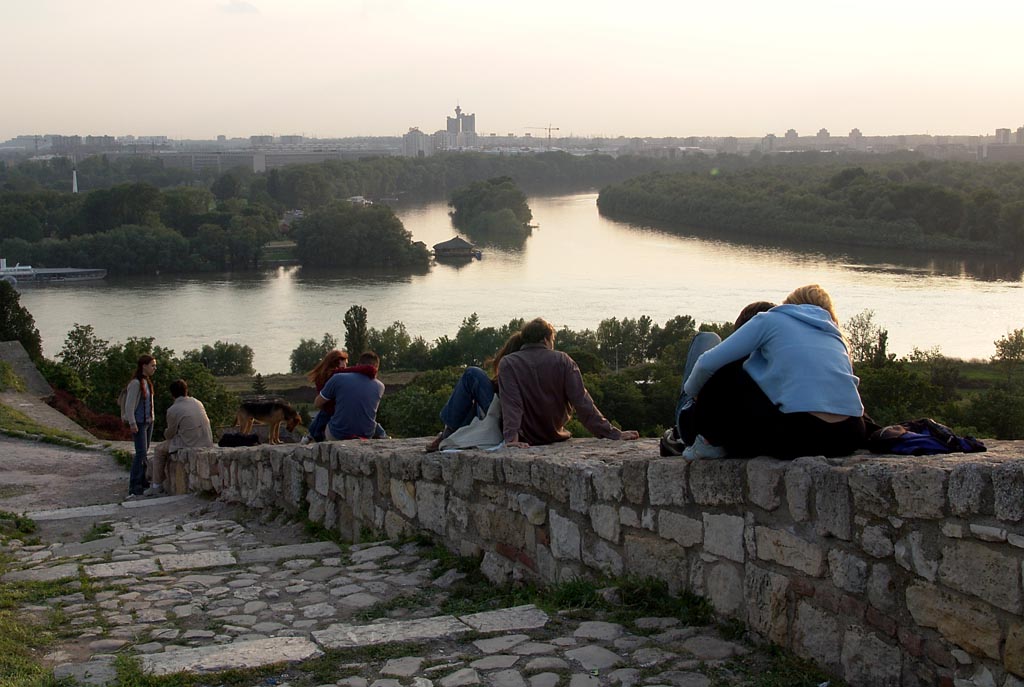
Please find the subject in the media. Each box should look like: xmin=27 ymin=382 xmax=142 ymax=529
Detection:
xmin=2 ymin=0 xmax=1023 ymax=141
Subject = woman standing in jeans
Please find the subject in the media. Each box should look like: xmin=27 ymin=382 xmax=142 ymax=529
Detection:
xmin=123 ymin=354 xmax=157 ymax=497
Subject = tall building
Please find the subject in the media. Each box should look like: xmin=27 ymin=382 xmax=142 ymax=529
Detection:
xmin=784 ymin=128 xmax=799 ymax=142
xmin=1016 ymin=127 xmax=1024 ymax=145
xmin=995 ymin=128 xmax=1011 ymax=144
xmin=762 ymin=133 xmax=777 ymax=152
xmin=849 ymin=128 xmax=863 ymax=148
xmin=402 ymin=128 xmax=434 ymax=157
xmin=817 ymin=128 xmax=830 ymax=139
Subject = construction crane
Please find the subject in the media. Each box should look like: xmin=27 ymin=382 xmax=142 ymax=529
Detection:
xmin=525 ymin=125 xmax=560 ymax=149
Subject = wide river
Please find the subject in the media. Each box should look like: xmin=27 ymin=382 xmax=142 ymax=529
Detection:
xmin=18 ymin=192 xmax=1024 ymax=374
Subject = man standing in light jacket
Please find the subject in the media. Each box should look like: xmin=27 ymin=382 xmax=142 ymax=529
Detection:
xmin=145 ymin=379 xmax=213 ymax=496
xmin=498 ymin=317 xmax=639 ymax=448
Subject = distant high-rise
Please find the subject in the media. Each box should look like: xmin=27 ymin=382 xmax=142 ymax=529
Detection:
xmin=1016 ymin=127 xmax=1024 ymax=145
xmin=784 ymin=128 xmax=799 ymax=141
xmin=762 ymin=133 xmax=777 ymax=152
xmin=446 ymin=105 xmax=476 ymax=135
xmin=995 ymin=128 xmax=1011 ymax=144
xmin=817 ymin=128 xmax=830 ymax=139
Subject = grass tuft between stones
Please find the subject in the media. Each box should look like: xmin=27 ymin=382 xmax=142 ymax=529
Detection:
xmin=707 ymin=645 xmax=845 ymax=687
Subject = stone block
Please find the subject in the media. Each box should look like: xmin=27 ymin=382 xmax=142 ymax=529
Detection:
xmin=993 ymin=462 xmax=1024 ymax=522
xmin=591 ymin=464 xmax=624 ymax=502
xmin=658 ymin=511 xmax=702 ymax=548
xmin=706 ymin=561 xmax=744 ymax=616
xmin=828 ymin=549 xmax=868 ymax=593
xmin=549 ymin=511 xmax=581 ymax=561
xmin=647 ymin=460 xmax=688 ymax=506
xmin=744 ymin=566 xmax=789 ymax=644
xmin=502 ymin=454 xmax=534 ymax=486
xmin=307 ymin=492 xmax=325 ymax=525
xmin=867 ymin=563 xmax=897 ymax=611
xmin=948 ymin=463 xmax=993 ymax=516
xmin=313 ymin=465 xmax=329 ymax=497
xmin=447 ymin=496 xmax=469 ymax=534
xmin=582 ymin=538 xmax=623 ymax=576
xmin=812 ymin=465 xmax=852 ymax=540
xmin=623 ymin=534 xmax=687 ymax=593
xmin=388 ymin=452 xmax=421 ymax=480
xmin=840 ymin=625 xmax=901 ymax=687
xmin=531 ymin=461 xmax=571 ymax=502
xmin=620 ymin=458 xmax=647 ymax=503
xmin=892 ymin=465 xmax=947 ymax=519
xmin=589 ymin=504 xmax=620 ymax=543
xmin=480 ymin=551 xmax=514 ymax=585
xmin=472 ymin=456 xmax=497 ymax=483
xmin=421 ymin=455 xmax=443 ymax=481
xmin=689 ymin=459 xmax=744 ymax=506
xmin=848 ymin=463 xmax=895 ymax=517
xmin=1006 ymin=622 xmax=1024 ymax=678
xmin=140 ymin=637 xmax=322 ymax=676
xmin=861 ymin=525 xmax=894 ymax=558
xmin=793 ymin=601 xmax=841 ymax=668
xmin=569 ymin=467 xmax=592 ymax=514
xmin=754 ymin=526 xmax=826 ymax=576
xmin=785 ymin=463 xmax=813 ymax=521
xmin=703 ymin=513 xmax=744 ymax=562
xmin=384 ymin=511 xmax=411 ymax=539
xmin=443 ymin=454 xmax=476 ymax=497
xmin=969 ymin=524 xmax=1007 ymax=542
xmin=536 ymin=544 xmax=557 ymax=583
xmin=905 ymin=581 xmax=1001 ymax=659
xmin=618 ymin=506 xmax=640 ymax=529
xmin=747 ymin=458 xmax=786 ymax=511
xmin=517 ymin=494 xmax=547 ymax=525
xmin=894 ymin=531 xmax=939 ymax=582
xmin=389 ymin=479 xmax=417 ymax=519
xmin=938 ymin=539 xmax=1022 ymax=613
xmin=416 ymin=482 xmax=447 ymax=535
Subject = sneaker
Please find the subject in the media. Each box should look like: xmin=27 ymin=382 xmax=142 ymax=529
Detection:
xmin=659 ymin=427 xmax=684 ymax=457
xmin=299 ymin=435 xmax=312 ymax=446
xmin=143 ymin=484 xmax=165 ymax=497
xmin=681 ymin=434 xmax=727 ymax=460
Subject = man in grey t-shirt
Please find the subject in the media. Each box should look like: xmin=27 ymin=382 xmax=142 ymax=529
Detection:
xmin=315 ymin=352 xmax=385 ymax=440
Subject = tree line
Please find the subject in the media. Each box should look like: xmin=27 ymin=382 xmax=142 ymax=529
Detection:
xmin=597 ymin=159 xmax=1024 ymax=255
xmin=3 ymin=281 xmax=1022 ymax=442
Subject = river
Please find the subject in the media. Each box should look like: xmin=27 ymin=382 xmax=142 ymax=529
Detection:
xmin=17 ymin=192 xmax=1023 ymax=374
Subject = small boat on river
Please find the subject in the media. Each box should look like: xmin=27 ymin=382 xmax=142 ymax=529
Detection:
xmin=0 ymin=258 xmax=107 ymax=285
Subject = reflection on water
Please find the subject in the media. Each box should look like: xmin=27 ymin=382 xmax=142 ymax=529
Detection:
xmin=18 ymin=192 xmax=1024 ymax=373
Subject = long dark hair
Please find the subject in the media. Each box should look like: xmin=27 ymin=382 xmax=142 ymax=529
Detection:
xmin=132 ymin=354 xmax=155 ymax=397
xmin=486 ymin=332 xmax=523 ymax=380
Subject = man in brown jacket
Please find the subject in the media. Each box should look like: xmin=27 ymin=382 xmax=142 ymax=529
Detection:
xmin=498 ymin=318 xmax=639 ymax=448
xmin=145 ymin=379 xmax=214 ymax=496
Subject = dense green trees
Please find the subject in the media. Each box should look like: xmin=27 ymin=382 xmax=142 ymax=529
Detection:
xmin=0 ymin=282 xmax=43 ymax=361
xmin=183 ymin=341 xmax=255 ymax=376
xmin=292 ymin=202 xmax=429 ymax=269
xmin=597 ymin=159 xmax=1024 ymax=254
xmin=449 ymin=177 xmax=533 ymax=242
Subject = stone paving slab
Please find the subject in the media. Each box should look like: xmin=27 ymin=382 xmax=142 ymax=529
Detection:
xmin=84 ymin=558 xmax=160 ymax=579
xmin=121 ymin=495 xmax=192 ymax=509
xmin=27 ymin=504 xmax=121 ymax=521
xmin=158 ymin=551 xmax=237 ymax=571
xmin=139 ymin=637 xmax=323 ymax=675
xmin=313 ymin=615 xmax=471 ymax=649
xmin=2 ymin=562 xmax=79 ymax=582
xmin=459 ymin=605 xmax=550 ymax=633
xmin=236 ymin=541 xmax=342 ymax=563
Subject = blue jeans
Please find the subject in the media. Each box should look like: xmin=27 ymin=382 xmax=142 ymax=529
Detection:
xmin=440 ymin=367 xmax=495 ymax=430
xmin=130 ymin=422 xmax=153 ymax=495
xmin=308 ymin=410 xmax=329 ymax=441
xmin=675 ymin=332 xmax=721 ymax=437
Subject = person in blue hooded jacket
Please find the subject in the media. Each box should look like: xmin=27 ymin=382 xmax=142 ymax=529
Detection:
xmin=679 ymin=284 xmax=865 ymax=459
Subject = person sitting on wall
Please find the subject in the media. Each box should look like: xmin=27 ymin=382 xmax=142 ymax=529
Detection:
xmin=679 ymin=284 xmax=866 ymax=459
xmin=498 ymin=317 xmax=639 ymax=448
xmin=145 ymin=378 xmax=214 ymax=496
xmin=315 ymin=351 xmax=386 ymax=441
xmin=660 ymin=300 xmax=776 ymax=457
xmin=425 ymin=332 xmax=523 ymax=452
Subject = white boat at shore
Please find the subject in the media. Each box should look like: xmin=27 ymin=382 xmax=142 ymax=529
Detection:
xmin=0 ymin=258 xmax=107 ymax=285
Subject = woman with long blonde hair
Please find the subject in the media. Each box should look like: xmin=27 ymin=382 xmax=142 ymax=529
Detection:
xmin=680 ymin=284 xmax=865 ymax=459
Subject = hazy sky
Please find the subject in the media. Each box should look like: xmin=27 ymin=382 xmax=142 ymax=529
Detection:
xmin=3 ymin=0 xmax=1023 ymax=141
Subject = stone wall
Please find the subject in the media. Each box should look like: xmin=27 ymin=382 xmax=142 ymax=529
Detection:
xmin=167 ymin=439 xmax=1024 ymax=687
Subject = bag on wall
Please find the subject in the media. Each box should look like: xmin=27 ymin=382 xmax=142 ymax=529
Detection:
xmin=868 ymin=418 xmax=986 ymax=456
xmin=218 ymin=432 xmax=260 ymax=448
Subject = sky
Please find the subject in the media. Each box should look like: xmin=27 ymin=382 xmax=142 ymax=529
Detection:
xmin=2 ymin=0 xmax=1023 ymax=141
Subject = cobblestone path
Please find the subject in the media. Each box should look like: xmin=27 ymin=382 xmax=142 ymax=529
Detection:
xmin=3 ymin=494 xmax=764 ymax=687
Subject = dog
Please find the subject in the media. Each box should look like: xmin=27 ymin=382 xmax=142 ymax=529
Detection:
xmin=235 ymin=399 xmax=301 ymax=445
